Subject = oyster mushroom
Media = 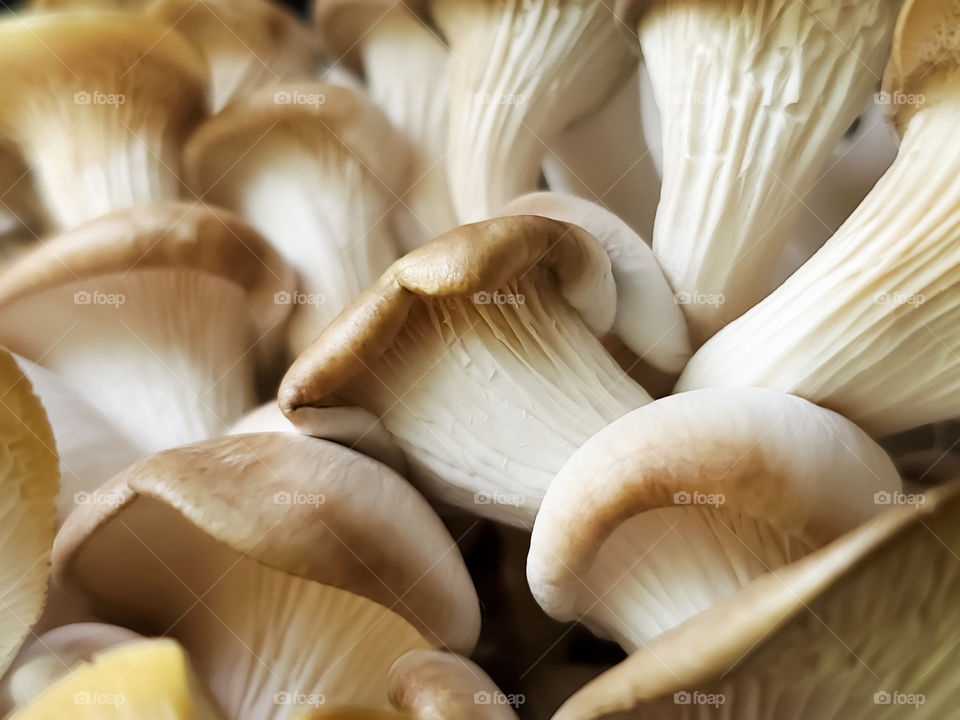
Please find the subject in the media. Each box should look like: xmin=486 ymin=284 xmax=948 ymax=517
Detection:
xmin=54 ymin=433 xmax=481 ymax=719
xmin=678 ymin=0 xmax=960 ymax=436
xmin=315 ymin=0 xmax=457 ymax=250
xmin=9 ymin=640 xmax=223 ymax=719
xmin=183 ymin=82 xmax=407 ymax=355
xmin=146 ymin=0 xmax=319 ymax=113
xmin=0 ymin=348 xmax=59 ymax=676
xmin=0 ymin=202 xmax=295 ymax=453
xmin=436 ymin=0 xmax=636 ymax=222
xmin=0 ymin=12 xmax=207 ymax=231
xmin=502 ymin=192 xmax=690 ymax=374
xmin=279 ymin=216 xmax=653 ymax=526
xmin=527 ymin=387 xmax=901 ymax=650
xmin=552 ymin=479 xmax=960 ymax=720
xmin=619 ymin=0 xmax=901 ymax=342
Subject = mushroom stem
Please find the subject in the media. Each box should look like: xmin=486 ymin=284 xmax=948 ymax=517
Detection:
xmin=678 ymin=83 xmax=960 ymax=435
xmin=635 ymin=0 xmax=899 ymax=343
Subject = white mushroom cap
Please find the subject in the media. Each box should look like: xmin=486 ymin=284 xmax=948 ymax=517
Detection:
xmin=502 ymin=192 xmax=690 ymax=374
xmin=315 ymin=0 xmax=457 ymax=250
xmin=280 ymin=216 xmax=653 ymax=526
xmin=54 ymin=433 xmax=480 ymax=718
xmin=147 ymin=0 xmax=320 ymax=113
xmin=552 ymin=480 xmax=960 ymax=720
xmin=619 ymin=0 xmax=900 ymax=343
xmin=8 ymin=639 xmax=223 ymax=719
xmin=0 ymin=348 xmax=59 ymax=676
xmin=0 ymin=202 xmax=296 ymax=453
xmin=183 ymin=81 xmax=408 ymax=355
xmin=528 ymin=387 xmax=901 ymax=650
xmin=0 ymin=623 xmax=142 ymax=713
xmin=677 ymin=0 xmax=960 ymax=436
xmin=0 ymin=12 xmax=208 ymax=231
xmin=436 ymin=0 xmax=636 ymax=223
xmin=388 ymin=649 xmax=519 ymax=719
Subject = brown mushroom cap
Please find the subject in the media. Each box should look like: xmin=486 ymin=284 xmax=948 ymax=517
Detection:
xmin=54 ymin=432 xmax=480 ymax=653
xmin=279 ymin=215 xmax=616 ymax=413
xmin=314 ymin=0 xmax=431 ymax=71
xmin=554 ymin=480 xmax=960 ymax=719
xmin=0 ymin=202 xmax=293 ymax=335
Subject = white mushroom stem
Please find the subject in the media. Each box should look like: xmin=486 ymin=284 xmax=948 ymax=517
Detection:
xmin=640 ymin=0 xmax=898 ymax=342
xmin=678 ymin=88 xmax=960 ymax=436
xmin=361 ymin=9 xmax=457 ymax=249
xmin=0 ymin=270 xmax=256 ymax=452
xmin=236 ymin=151 xmax=397 ymax=353
xmin=439 ymin=0 xmax=633 ymax=222
xmin=542 ymin=70 xmax=660 ymax=238
xmin=345 ymin=273 xmax=651 ymax=526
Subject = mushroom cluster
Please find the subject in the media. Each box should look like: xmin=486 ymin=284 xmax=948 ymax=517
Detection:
xmin=0 ymin=0 xmax=957 ymax=717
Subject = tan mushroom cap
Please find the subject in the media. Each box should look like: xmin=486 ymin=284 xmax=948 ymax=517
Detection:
xmin=0 ymin=348 xmax=59 ymax=676
xmin=882 ymin=0 xmax=960 ymax=131
xmin=279 ymin=215 xmax=616 ymax=412
xmin=314 ymin=0 xmax=431 ymax=71
xmin=184 ymin=81 xmax=408 ymax=199
xmin=0 ymin=202 xmax=294 ymax=335
xmin=54 ymin=432 xmax=480 ymax=653
xmin=0 ymin=11 xmax=206 ymax=132
xmin=389 ymin=649 xmax=519 ymax=719
xmin=528 ymin=387 xmax=901 ymax=622
xmin=553 ymin=480 xmax=960 ymax=720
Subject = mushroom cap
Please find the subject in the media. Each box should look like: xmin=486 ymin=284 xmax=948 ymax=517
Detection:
xmin=8 ymin=639 xmax=222 ymax=719
xmin=502 ymin=192 xmax=690 ymax=374
xmin=279 ymin=215 xmax=617 ymax=413
xmin=553 ymin=480 xmax=960 ymax=720
xmin=0 ymin=11 xmax=206 ymax=136
xmin=0 ymin=202 xmax=294 ymax=336
xmin=0 ymin=348 xmax=59 ymax=676
xmin=389 ymin=649 xmax=519 ymax=719
xmin=54 ymin=432 xmax=480 ymax=653
xmin=528 ymin=386 xmax=901 ymax=621
xmin=183 ymin=81 xmax=409 ymax=199
xmin=882 ymin=0 xmax=960 ymax=131
xmin=314 ymin=0 xmax=431 ymax=71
